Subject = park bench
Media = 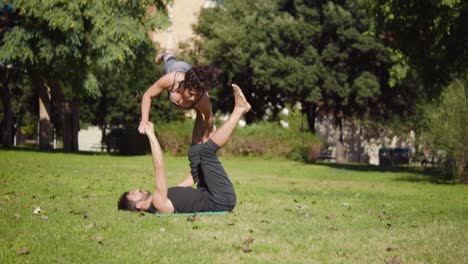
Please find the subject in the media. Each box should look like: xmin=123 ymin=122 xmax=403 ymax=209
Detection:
xmin=317 ymin=149 xmax=336 ymax=162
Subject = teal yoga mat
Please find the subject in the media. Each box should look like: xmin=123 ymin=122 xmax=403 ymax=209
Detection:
xmin=154 ymin=211 xmax=229 ymax=217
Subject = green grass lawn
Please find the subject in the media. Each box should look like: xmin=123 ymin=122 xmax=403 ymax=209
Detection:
xmin=1 ymin=149 xmax=467 ymax=263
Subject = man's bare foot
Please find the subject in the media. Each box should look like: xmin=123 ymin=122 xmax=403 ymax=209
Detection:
xmin=232 ymin=84 xmax=251 ymax=114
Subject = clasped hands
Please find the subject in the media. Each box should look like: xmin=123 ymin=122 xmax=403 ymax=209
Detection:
xmin=139 ymin=121 xmax=155 ymax=137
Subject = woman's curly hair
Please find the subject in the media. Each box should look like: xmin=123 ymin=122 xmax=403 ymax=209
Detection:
xmin=182 ymin=65 xmax=221 ymax=93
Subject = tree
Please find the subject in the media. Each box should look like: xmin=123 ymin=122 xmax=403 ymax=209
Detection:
xmin=0 ymin=3 xmax=20 ymax=147
xmin=423 ymin=78 xmax=467 ymax=181
xmin=197 ymin=0 xmax=395 ymax=163
xmin=372 ymin=0 xmax=468 ymax=97
xmin=0 ymin=0 xmax=168 ymax=151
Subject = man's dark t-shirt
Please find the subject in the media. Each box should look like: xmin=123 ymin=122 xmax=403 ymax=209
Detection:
xmin=167 ymin=187 xmax=215 ymax=213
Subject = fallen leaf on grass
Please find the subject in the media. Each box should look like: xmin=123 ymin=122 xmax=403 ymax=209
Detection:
xmin=326 ymin=214 xmax=336 ymax=220
xmin=340 ymin=203 xmax=351 ymax=210
xmin=386 ymin=256 xmax=401 ymax=264
xmin=33 ymin=206 xmax=42 ymax=215
xmin=243 ymin=237 xmax=254 ymax=245
xmin=187 ymin=213 xmax=201 ymax=222
xmin=296 ymin=205 xmax=308 ymax=210
xmin=386 ymin=246 xmax=397 ymax=252
xmin=84 ymin=223 xmax=97 ymax=230
xmin=226 ymin=218 xmax=238 ymax=226
xmin=379 ymin=211 xmax=393 ymax=220
xmin=69 ymin=210 xmax=88 ymax=219
xmin=241 ymin=244 xmax=252 ymax=253
xmin=93 ymin=235 xmax=104 ymax=245
xmin=17 ymin=247 xmax=29 ymax=255
xmin=82 ymin=194 xmax=97 ymax=199
xmin=238 ymin=237 xmax=254 ymax=253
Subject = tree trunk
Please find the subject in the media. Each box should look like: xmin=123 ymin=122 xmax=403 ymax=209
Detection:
xmin=304 ymin=102 xmax=316 ymax=134
xmin=101 ymin=125 xmax=107 ymax=152
xmin=348 ymin=120 xmax=363 ymax=162
xmin=335 ymin=114 xmax=345 ymax=164
xmin=48 ymin=80 xmax=74 ymax=152
xmin=0 ymin=75 xmax=13 ymax=147
xmin=71 ymin=100 xmax=79 ymax=152
xmin=36 ymin=77 xmax=52 ymax=150
xmin=48 ymin=80 xmax=79 ymax=152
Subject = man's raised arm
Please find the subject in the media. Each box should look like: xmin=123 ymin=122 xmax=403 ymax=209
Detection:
xmin=144 ymin=121 xmax=174 ymax=213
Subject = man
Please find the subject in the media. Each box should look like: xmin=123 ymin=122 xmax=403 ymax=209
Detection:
xmin=118 ymin=84 xmax=251 ymax=213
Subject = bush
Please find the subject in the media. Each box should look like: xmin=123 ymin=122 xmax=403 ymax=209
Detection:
xmin=422 ymin=78 xmax=468 ymax=181
xmin=156 ymin=120 xmax=322 ymax=161
xmin=105 ymin=127 xmax=149 ymax=155
xmin=156 ymin=121 xmax=193 ymax=156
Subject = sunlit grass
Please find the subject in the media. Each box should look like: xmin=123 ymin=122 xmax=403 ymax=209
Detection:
xmin=0 ymin=149 xmax=467 ymax=263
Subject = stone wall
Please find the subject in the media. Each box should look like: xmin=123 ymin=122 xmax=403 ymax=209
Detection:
xmin=315 ymin=115 xmax=416 ymax=165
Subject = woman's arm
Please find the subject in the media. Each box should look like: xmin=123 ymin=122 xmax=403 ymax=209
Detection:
xmin=144 ymin=122 xmax=174 ymax=213
xmin=139 ymin=72 xmax=176 ymax=134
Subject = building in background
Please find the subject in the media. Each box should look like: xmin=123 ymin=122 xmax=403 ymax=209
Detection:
xmin=148 ymin=0 xmax=216 ymax=52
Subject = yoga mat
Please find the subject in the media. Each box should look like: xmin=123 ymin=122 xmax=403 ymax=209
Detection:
xmin=154 ymin=211 xmax=229 ymax=217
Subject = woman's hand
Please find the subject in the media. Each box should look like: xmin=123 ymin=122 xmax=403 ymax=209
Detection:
xmin=138 ymin=121 xmax=148 ymax=135
xmin=144 ymin=121 xmax=155 ymax=136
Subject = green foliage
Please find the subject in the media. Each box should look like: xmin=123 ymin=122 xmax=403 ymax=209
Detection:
xmin=1 ymin=0 xmax=171 ymax=148
xmin=156 ymin=120 xmax=322 ymax=160
xmin=422 ymin=78 xmax=468 ymax=180
xmin=372 ymin=0 xmax=468 ymax=95
xmin=1 ymin=0 xmax=166 ymax=86
xmin=196 ymin=0 xmax=395 ymax=126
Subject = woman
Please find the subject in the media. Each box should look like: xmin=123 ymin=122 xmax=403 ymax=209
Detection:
xmin=138 ymin=53 xmax=220 ymax=144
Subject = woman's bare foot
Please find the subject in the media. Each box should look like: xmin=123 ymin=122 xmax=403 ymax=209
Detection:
xmin=155 ymin=53 xmax=164 ymax=64
xmin=232 ymin=84 xmax=251 ymax=114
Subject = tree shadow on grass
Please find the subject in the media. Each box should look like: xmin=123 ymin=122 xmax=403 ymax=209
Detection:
xmin=311 ymin=162 xmax=454 ymax=185
xmin=0 ymin=146 xmax=146 ymax=157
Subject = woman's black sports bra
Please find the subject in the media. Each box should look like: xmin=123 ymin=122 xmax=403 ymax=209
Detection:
xmin=167 ymin=72 xmax=205 ymax=110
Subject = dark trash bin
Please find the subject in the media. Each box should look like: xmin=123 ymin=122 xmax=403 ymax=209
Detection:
xmin=379 ymin=147 xmax=411 ymax=167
